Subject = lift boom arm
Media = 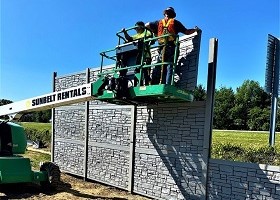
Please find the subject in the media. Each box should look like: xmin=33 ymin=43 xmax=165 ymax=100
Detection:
xmin=0 ymin=83 xmax=94 ymax=120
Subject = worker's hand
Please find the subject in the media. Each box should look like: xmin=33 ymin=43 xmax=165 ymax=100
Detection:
xmin=194 ymin=26 xmax=202 ymax=33
xmin=121 ymin=28 xmax=126 ymax=33
xmin=149 ymin=39 xmax=156 ymax=45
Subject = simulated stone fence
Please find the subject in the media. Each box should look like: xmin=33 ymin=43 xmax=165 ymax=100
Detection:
xmin=133 ymin=102 xmax=206 ymax=199
xmin=52 ymin=32 xmax=280 ymax=200
xmin=208 ymin=159 xmax=280 ymax=200
xmin=53 ymin=100 xmax=207 ymax=199
xmin=52 ymin=32 xmax=207 ymax=200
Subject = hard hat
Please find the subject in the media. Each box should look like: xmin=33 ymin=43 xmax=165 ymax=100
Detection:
xmin=163 ymin=7 xmax=176 ymax=18
xmin=135 ymin=21 xmax=145 ymax=27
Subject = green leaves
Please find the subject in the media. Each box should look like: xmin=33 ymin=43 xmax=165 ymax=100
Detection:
xmin=193 ymin=84 xmax=207 ymax=101
xmin=213 ymin=80 xmax=273 ymax=131
xmin=214 ymin=87 xmax=235 ymax=129
xmin=193 ymin=80 xmax=273 ymax=131
xmin=212 ymin=143 xmax=280 ymax=165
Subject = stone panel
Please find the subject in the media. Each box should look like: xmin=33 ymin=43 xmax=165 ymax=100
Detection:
xmin=88 ymin=106 xmax=132 ymax=146
xmin=55 ymin=108 xmax=85 ymax=140
xmin=150 ymin=32 xmax=201 ymax=91
xmin=87 ymin=145 xmax=130 ymax=189
xmin=208 ymin=159 xmax=280 ymax=200
xmin=54 ymin=140 xmax=84 ymax=176
xmin=134 ymin=102 xmax=206 ymax=200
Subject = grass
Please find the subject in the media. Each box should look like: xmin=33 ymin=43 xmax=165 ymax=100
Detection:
xmin=18 ymin=123 xmax=52 ymax=169
xmin=22 ymin=150 xmax=51 ymax=170
xmin=211 ymin=130 xmax=280 ymax=165
xmin=19 ymin=122 xmax=51 ymax=132
xmin=19 ymin=122 xmax=52 ymax=147
xmin=212 ymin=130 xmax=280 ymax=148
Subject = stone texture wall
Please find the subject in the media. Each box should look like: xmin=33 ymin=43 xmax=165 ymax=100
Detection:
xmin=53 ymin=32 xmax=205 ymax=199
xmin=133 ymin=102 xmax=206 ymax=200
xmin=55 ymin=139 xmax=84 ymax=175
xmin=208 ymin=159 xmax=280 ymax=200
xmin=51 ymin=32 xmax=280 ymax=200
xmin=54 ymin=101 xmax=206 ymax=199
xmin=87 ymin=105 xmax=133 ymax=189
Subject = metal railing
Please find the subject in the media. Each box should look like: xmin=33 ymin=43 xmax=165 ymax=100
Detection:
xmin=98 ymin=26 xmax=180 ymax=86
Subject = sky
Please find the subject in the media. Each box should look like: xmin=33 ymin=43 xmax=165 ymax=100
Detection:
xmin=0 ymin=0 xmax=279 ymax=101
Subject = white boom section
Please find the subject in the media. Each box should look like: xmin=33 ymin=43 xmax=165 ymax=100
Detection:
xmin=0 ymin=83 xmax=94 ymax=120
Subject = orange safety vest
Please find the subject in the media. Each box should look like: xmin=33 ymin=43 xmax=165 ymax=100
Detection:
xmin=157 ymin=18 xmax=176 ymax=44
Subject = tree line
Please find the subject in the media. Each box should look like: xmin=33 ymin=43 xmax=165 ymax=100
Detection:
xmin=195 ymin=79 xmax=274 ymax=131
xmin=0 ymin=79 xmax=277 ymax=131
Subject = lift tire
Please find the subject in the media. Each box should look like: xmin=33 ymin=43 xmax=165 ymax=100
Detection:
xmin=40 ymin=162 xmax=61 ymax=190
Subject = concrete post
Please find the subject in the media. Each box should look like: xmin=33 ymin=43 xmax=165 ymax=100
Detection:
xmin=83 ymin=68 xmax=90 ymax=180
xmin=202 ymin=38 xmax=218 ymax=199
xmin=51 ymin=71 xmax=57 ymax=162
xmin=128 ymin=105 xmax=136 ymax=192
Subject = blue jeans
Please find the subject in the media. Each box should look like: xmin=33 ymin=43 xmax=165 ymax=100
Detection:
xmin=151 ymin=45 xmax=176 ymax=85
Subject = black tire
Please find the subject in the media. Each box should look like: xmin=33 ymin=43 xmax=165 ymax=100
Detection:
xmin=40 ymin=162 xmax=61 ymax=190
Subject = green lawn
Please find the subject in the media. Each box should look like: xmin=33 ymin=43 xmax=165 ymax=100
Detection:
xmin=19 ymin=122 xmax=51 ymax=132
xmin=212 ymin=130 xmax=280 ymax=148
xmin=19 ymin=122 xmax=52 ymax=147
xmin=23 ymin=150 xmax=51 ymax=170
xmin=211 ymin=130 xmax=280 ymax=165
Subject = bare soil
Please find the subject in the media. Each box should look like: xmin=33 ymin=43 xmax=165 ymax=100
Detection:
xmin=0 ymin=173 xmax=150 ymax=200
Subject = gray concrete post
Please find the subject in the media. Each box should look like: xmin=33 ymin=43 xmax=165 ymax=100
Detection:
xmin=84 ymin=68 xmax=90 ymax=180
xmin=128 ymin=105 xmax=136 ymax=192
xmin=51 ymin=71 xmax=57 ymax=162
xmin=202 ymin=38 xmax=218 ymax=198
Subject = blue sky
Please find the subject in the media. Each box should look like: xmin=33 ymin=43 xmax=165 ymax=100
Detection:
xmin=0 ymin=0 xmax=279 ymax=101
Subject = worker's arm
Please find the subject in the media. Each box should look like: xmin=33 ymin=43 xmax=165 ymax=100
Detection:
xmin=145 ymin=21 xmax=158 ymax=36
xmin=145 ymin=23 xmax=152 ymax=33
xmin=176 ymin=20 xmax=201 ymax=35
xmin=184 ymin=27 xmax=201 ymax=35
xmin=122 ymin=28 xmax=133 ymax=42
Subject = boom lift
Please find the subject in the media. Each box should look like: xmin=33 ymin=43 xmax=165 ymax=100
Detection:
xmin=0 ymin=26 xmax=194 ymax=188
xmin=92 ymin=26 xmax=193 ymax=104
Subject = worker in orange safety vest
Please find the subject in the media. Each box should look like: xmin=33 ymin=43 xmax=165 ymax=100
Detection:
xmin=146 ymin=7 xmax=201 ymax=85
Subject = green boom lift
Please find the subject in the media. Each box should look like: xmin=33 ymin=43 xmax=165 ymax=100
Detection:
xmin=92 ymin=25 xmax=194 ymax=104
xmin=0 ymin=120 xmax=60 ymax=188
xmin=0 ymin=25 xmax=194 ymax=188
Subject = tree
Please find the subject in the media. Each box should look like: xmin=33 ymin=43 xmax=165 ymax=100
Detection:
xmin=231 ymin=80 xmax=270 ymax=130
xmin=193 ymin=84 xmax=206 ymax=101
xmin=34 ymin=110 xmax=51 ymax=123
xmin=276 ymin=109 xmax=280 ymax=131
xmin=21 ymin=110 xmax=51 ymax=123
xmin=214 ymin=87 xmax=235 ymax=129
xmin=247 ymin=107 xmax=270 ymax=131
xmin=20 ymin=113 xmax=35 ymax=122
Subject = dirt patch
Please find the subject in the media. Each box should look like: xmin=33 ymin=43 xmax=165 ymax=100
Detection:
xmin=0 ymin=173 xmax=150 ymax=200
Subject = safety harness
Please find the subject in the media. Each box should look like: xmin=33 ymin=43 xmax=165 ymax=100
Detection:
xmin=157 ymin=18 xmax=176 ymax=44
